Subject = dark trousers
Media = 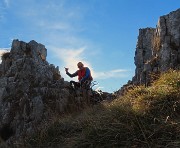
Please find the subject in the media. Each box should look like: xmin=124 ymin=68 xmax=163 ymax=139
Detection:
xmin=70 ymin=81 xmax=81 ymax=89
xmin=70 ymin=80 xmax=91 ymax=90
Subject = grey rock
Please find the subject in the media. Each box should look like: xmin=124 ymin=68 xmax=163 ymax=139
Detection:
xmin=0 ymin=77 xmax=8 ymax=87
xmin=117 ymin=9 xmax=180 ymax=96
xmin=133 ymin=8 xmax=180 ymax=86
xmin=30 ymin=96 xmax=44 ymax=122
xmin=0 ymin=39 xmax=101 ymax=144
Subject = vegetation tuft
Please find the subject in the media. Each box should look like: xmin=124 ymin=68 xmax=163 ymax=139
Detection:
xmin=23 ymin=70 xmax=180 ymax=147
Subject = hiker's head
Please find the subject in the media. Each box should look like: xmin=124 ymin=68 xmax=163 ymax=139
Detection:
xmin=77 ymin=62 xmax=84 ymax=69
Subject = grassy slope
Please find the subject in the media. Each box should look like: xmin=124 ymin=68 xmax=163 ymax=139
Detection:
xmin=26 ymin=70 xmax=180 ymax=148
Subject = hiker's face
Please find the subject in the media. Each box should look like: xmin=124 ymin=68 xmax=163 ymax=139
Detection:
xmin=78 ymin=65 xmax=83 ymax=70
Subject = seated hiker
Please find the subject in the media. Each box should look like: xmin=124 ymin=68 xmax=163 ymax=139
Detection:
xmin=65 ymin=62 xmax=93 ymax=89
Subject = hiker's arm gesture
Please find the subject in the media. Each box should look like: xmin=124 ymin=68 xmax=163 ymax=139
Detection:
xmin=65 ymin=69 xmax=78 ymax=78
xmin=64 ymin=67 xmax=69 ymax=73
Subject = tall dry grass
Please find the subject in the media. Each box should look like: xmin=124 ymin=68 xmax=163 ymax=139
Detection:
xmin=24 ymin=70 xmax=180 ymax=147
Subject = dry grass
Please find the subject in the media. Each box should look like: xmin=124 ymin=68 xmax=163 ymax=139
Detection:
xmin=25 ymin=70 xmax=180 ymax=147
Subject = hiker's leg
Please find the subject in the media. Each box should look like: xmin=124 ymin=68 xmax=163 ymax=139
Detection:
xmin=74 ymin=82 xmax=81 ymax=89
xmin=86 ymin=80 xmax=91 ymax=89
xmin=82 ymin=80 xmax=91 ymax=89
xmin=70 ymin=81 xmax=76 ymax=89
xmin=70 ymin=81 xmax=80 ymax=89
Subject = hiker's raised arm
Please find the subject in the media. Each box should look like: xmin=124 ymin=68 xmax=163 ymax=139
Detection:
xmin=66 ymin=70 xmax=78 ymax=78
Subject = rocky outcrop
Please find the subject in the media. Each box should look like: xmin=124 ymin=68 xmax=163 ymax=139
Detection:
xmin=133 ymin=8 xmax=180 ymax=86
xmin=0 ymin=40 xmax=70 ymax=143
xmin=0 ymin=39 xmax=104 ymax=144
xmin=116 ymin=9 xmax=180 ymax=96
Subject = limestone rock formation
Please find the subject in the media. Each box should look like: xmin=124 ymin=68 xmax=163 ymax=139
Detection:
xmin=0 ymin=39 xmax=105 ymax=144
xmin=133 ymin=8 xmax=180 ymax=86
xmin=117 ymin=8 xmax=180 ymax=96
xmin=0 ymin=40 xmax=71 ymax=143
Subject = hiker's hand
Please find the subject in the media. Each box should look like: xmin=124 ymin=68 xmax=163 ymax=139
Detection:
xmin=64 ymin=67 xmax=69 ymax=72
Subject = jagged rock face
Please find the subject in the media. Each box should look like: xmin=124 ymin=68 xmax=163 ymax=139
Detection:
xmin=133 ymin=28 xmax=155 ymax=85
xmin=0 ymin=39 xmax=105 ymax=144
xmin=0 ymin=40 xmax=69 ymax=143
xmin=157 ymin=9 xmax=180 ymax=71
xmin=133 ymin=8 xmax=180 ymax=85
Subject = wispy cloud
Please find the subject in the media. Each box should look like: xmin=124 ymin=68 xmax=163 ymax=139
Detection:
xmin=0 ymin=0 xmax=132 ymax=93
xmin=10 ymin=0 xmax=88 ymax=51
xmin=50 ymin=46 xmax=92 ymax=72
xmin=48 ymin=45 xmax=94 ymax=82
xmin=15 ymin=0 xmax=84 ymax=33
xmin=38 ymin=21 xmax=70 ymax=31
xmin=0 ymin=0 xmax=10 ymax=22
xmin=0 ymin=0 xmax=10 ymax=9
xmin=47 ymin=45 xmax=130 ymax=81
xmin=4 ymin=0 xmax=9 ymax=7
xmin=94 ymin=69 xmax=130 ymax=79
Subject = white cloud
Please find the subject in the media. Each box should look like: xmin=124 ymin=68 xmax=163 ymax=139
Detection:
xmin=93 ymin=69 xmax=130 ymax=79
xmin=14 ymin=0 xmax=84 ymax=33
xmin=0 ymin=49 xmax=9 ymax=54
xmin=50 ymin=46 xmax=92 ymax=72
xmin=39 ymin=22 xmax=70 ymax=31
xmin=0 ymin=0 xmax=10 ymax=22
xmin=48 ymin=45 xmax=130 ymax=81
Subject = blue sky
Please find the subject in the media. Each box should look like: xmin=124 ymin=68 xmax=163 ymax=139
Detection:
xmin=0 ymin=0 xmax=180 ymax=92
